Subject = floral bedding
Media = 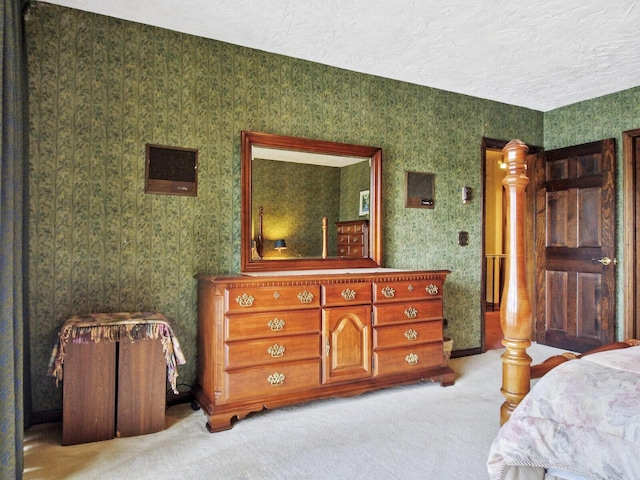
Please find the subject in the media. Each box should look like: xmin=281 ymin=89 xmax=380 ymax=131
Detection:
xmin=487 ymin=346 xmax=640 ymax=480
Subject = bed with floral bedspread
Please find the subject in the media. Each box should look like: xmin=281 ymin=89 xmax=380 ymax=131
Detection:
xmin=487 ymin=345 xmax=640 ymax=480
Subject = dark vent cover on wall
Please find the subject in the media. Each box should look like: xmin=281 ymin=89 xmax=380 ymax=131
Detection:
xmin=405 ymin=170 xmax=435 ymax=208
xmin=145 ymin=144 xmax=198 ymax=196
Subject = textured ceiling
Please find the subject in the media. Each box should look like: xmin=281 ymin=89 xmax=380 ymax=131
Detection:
xmin=43 ymin=0 xmax=640 ymax=111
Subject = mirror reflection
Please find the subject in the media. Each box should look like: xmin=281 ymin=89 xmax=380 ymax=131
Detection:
xmin=251 ymin=147 xmax=370 ymax=260
xmin=241 ymin=131 xmax=382 ymax=272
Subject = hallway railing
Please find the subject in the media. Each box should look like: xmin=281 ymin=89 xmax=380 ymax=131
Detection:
xmin=486 ymin=254 xmax=505 ymax=312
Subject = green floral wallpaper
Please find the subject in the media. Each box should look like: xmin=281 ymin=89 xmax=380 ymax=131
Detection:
xmin=339 ymin=160 xmax=371 ymax=221
xmin=252 ymin=159 xmax=341 ymax=258
xmin=25 ymin=2 xmax=543 ymax=413
xmin=544 ymin=86 xmax=640 ymax=337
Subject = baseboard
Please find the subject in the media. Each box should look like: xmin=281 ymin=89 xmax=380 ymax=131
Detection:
xmin=167 ymin=389 xmax=194 ymax=407
xmin=30 ymin=409 xmax=61 ymax=425
xmin=451 ymin=347 xmax=483 ymax=358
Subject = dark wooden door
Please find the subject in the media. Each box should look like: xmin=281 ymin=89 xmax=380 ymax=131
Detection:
xmin=535 ymin=139 xmax=616 ymax=352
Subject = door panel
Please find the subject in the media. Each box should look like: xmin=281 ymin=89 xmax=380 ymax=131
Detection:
xmin=535 ymin=139 xmax=616 ymax=352
xmin=545 ymin=270 xmax=568 ymax=332
xmin=578 ymin=188 xmax=601 ymax=247
xmin=322 ymin=305 xmax=372 ymax=384
xmin=577 ymin=272 xmax=601 ymax=338
xmin=546 ymin=190 xmax=571 ymax=246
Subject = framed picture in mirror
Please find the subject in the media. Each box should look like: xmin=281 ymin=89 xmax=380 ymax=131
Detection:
xmin=359 ymin=190 xmax=370 ymax=216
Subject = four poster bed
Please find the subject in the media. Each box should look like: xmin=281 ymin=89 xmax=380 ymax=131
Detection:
xmin=486 ymin=140 xmax=640 ymax=480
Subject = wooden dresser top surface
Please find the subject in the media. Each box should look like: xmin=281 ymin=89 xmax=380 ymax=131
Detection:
xmin=196 ymin=268 xmax=451 ymax=286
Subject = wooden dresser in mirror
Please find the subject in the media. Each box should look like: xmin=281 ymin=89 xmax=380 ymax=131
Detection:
xmin=194 ymin=132 xmax=454 ymax=432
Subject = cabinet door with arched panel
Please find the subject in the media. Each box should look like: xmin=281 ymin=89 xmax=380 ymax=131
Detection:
xmin=322 ymin=305 xmax=372 ymax=384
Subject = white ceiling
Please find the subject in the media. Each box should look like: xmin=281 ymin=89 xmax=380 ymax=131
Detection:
xmin=43 ymin=0 xmax=640 ymax=112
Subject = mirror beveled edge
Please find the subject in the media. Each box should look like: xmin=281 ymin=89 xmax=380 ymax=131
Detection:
xmin=241 ymin=130 xmax=383 ymax=272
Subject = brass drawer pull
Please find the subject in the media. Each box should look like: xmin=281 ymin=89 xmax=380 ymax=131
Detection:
xmin=267 ymin=317 xmax=285 ymax=331
xmin=404 ymin=307 xmax=418 ymax=319
xmin=267 ymin=372 xmax=285 ymax=386
xmin=405 ymin=353 xmax=419 ymax=366
xmin=426 ymin=284 xmax=439 ymax=295
xmin=341 ymin=288 xmax=357 ymax=301
xmin=297 ymin=290 xmax=314 ymax=304
xmin=235 ymin=293 xmax=255 ymax=307
xmin=404 ymin=329 xmax=418 ymax=341
xmin=267 ymin=344 xmax=285 ymax=358
xmin=381 ymin=286 xmax=396 ymax=298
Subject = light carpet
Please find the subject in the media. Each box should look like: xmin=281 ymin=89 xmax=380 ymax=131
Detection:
xmin=23 ymin=343 xmax=564 ymax=480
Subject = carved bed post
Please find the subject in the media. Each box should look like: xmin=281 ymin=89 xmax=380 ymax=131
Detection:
xmin=500 ymin=139 xmax=532 ymax=425
xmin=322 ymin=216 xmax=328 ymax=259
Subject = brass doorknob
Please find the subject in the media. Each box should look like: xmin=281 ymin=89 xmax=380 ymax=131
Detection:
xmin=592 ymin=256 xmax=616 ymax=266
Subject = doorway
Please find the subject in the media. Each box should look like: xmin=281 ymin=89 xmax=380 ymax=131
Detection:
xmin=481 ymin=135 xmax=640 ymax=351
xmin=482 ymin=138 xmax=539 ymax=352
xmin=482 ymin=139 xmax=508 ymax=351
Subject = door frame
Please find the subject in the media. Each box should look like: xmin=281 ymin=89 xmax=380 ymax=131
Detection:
xmin=623 ymin=129 xmax=640 ymax=340
xmin=482 ymin=133 xmax=637 ymax=347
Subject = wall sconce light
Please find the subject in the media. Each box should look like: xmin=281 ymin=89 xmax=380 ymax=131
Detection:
xmin=274 ymin=239 xmax=287 ymax=254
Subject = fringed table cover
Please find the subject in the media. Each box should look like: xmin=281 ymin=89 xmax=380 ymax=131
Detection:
xmin=49 ymin=312 xmax=186 ymax=394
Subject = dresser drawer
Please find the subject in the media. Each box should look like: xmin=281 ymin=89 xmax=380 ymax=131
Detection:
xmin=374 ymin=342 xmax=444 ymax=377
xmin=322 ymin=282 xmax=371 ymax=307
xmin=374 ymin=321 xmax=442 ymax=350
xmin=226 ymin=285 xmax=321 ymax=312
xmin=226 ymin=334 xmax=321 ymax=369
xmin=222 ymin=359 xmax=321 ymax=402
xmin=336 ymin=222 xmax=366 ymax=234
xmin=374 ymin=301 xmax=442 ymax=326
xmin=338 ymin=233 xmax=364 ymax=245
xmin=225 ymin=310 xmax=320 ymax=341
xmin=337 ymin=245 xmax=365 ymax=257
xmin=373 ymin=279 xmax=443 ymax=303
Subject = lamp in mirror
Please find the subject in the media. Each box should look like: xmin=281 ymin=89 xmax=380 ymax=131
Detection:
xmin=274 ymin=239 xmax=287 ymax=254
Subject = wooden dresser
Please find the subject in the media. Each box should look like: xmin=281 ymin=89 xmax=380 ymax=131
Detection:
xmin=195 ymin=269 xmax=453 ymax=432
xmin=336 ymin=220 xmax=369 ymax=258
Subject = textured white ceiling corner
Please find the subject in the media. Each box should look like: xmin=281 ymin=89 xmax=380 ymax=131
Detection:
xmin=42 ymin=0 xmax=640 ymax=111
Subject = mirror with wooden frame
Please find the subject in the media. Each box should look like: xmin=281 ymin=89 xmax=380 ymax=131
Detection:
xmin=241 ymin=131 xmax=382 ymax=272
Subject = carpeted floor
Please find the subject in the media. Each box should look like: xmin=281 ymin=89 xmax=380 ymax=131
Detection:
xmin=23 ymin=343 xmax=564 ymax=480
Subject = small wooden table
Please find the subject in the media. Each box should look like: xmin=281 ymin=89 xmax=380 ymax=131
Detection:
xmin=49 ymin=312 xmax=185 ymax=445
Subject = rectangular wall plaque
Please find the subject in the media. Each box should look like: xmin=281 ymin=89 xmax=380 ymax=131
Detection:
xmin=405 ymin=171 xmax=435 ymax=208
xmin=145 ymin=144 xmax=198 ymax=196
